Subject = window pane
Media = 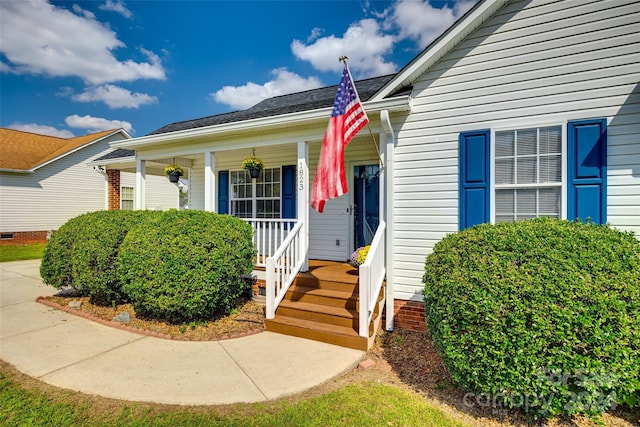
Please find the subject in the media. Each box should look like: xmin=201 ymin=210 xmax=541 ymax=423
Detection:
xmin=539 ymin=187 xmax=560 ymax=216
xmin=496 ymin=190 xmax=514 ymax=215
xmin=496 ymin=215 xmax=514 ymax=223
xmin=539 ymin=155 xmax=561 ymax=183
xmin=516 ymin=189 xmax=537 ymax=216
xmin=517 ymin=129 xmax=537 ymax=156
xmin=496 ymin=131 xmax=514 ymax=157
xmin=517 ymin=157 xmax=536 ymax=184
xmin=496 ymin=159 xmax=514 ymax=184
xmin=539 ymin=126 xmax=561 ymax=154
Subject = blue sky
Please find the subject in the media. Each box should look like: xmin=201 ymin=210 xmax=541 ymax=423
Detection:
xmin=1 ymin=0 xmax=476 ymax=137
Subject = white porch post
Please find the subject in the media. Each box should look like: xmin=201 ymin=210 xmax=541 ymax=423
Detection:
xmin=204 ymin=151 xmax=216 ymax=212
xmin=135 ymin=158 xmax=146 ymax=210
xmin=381 ymin=110 xmax=395 ymax=332
xmin=297 ymin=141 xmax=309 ymax=272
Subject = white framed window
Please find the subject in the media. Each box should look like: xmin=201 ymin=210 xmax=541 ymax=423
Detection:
xmin=492 ymin=125 xmax=564 ymax=222
xmin=230 ymin=167 xmax=281 ymax=218
xmin=121 ymin=186 xmax=134 ymax=210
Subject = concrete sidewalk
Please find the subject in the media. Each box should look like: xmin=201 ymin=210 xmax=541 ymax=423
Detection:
xmin=0 ymin=260 xmax=364 ymax=405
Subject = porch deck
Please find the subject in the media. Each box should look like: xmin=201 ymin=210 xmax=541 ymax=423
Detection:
xmin=298 ymin=259 xmax=359 ymax=286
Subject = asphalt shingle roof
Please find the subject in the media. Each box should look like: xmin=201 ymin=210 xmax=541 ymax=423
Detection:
xmin=0 ymin=128 xmax=117 ymax=171
xmin=149 ymin=73 xmax=408 ymax=135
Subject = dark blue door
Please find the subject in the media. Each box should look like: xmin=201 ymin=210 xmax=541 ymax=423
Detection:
xmin=354 ymin=164 xmax=379 ymax=248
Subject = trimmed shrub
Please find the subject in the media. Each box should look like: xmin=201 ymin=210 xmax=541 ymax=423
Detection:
xmin=69 ymin=210 xmax=154 ymax=305
xmin=117 ymin=210 xmax=255 ymax=323
xmin=423 ymin=218 xmax=640 ymax=419
xmin=40 ymin=212 xmax=98 ymax=291
xmin=40 ymin=210 xmax=156 ymax=303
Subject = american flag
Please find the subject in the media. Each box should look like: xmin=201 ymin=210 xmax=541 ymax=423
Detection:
xmin=311 ymin=64 xmax=369 ymax=213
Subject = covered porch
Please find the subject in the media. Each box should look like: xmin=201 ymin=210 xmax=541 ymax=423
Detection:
xmin=101 ymin=99 xmax=405 ymax=349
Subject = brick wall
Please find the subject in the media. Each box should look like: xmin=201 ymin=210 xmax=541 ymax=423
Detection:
xmin=0 ymin=230 xmax=50 ymax=245
xmin=107 ymin=169 xmax=121 ymax=210
xmin=393 ymin=300 xmax=427 ymax=332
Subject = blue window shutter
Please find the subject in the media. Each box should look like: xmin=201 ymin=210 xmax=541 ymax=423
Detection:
xmin=218 ymin=171 xmax=229 ymax=214
xmin=567 ymin=119 xmax=607 ymax=224
xmin=282 ymin=165 xmax=297 ymax=219
xmin=459 ymin=130 xmax=490 ymax=230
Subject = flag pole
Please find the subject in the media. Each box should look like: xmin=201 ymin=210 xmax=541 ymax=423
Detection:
xmin=339 ymin=56 xmax=385 ymax=169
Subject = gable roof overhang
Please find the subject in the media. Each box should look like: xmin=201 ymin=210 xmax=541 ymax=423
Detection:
xmin=0 ymin=128 xmax=131 ymax=173
xmin=110 ymin=96 xmax=410 ymax=151
xmin=371 ymin=0 xmax=509 ymax=101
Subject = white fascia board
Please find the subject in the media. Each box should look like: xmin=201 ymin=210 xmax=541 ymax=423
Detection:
xmin=0 ymin=168 xmax=33 ymax=174
xmin=111 ymin=96 xmax=411 ymax=150
xmin=92 ymin=155 xmax=135 ymax=166
xmin=372 ymin=0 xmax=507 ymax=100
xmin=31 ymin=129 xmax=130 ymax=172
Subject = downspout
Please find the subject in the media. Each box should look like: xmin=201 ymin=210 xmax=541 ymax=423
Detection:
xmin=380 ymin=110 xmax=395 ymax=332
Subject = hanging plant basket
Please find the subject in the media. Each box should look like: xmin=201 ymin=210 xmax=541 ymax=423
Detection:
xmin=164 ymin=165 xmax=184 ymax=183
xmin=241 ymin=156 xmax=264 ymax=179
xmin=248 ymin=167 xmax=261 ymax=178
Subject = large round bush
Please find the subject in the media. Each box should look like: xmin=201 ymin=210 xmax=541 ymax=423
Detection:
xmin=41 ymin=210 xmax=156 ymax=304
xmin=423 ymin=218 xmax=640 ymax=418
xmin=69 ymin=210 xmax=154 ymax=305
xmin=40 ymin=211 xmax=99 ymax=290
xmin=117 ymin=210 xmax=255 ymax=323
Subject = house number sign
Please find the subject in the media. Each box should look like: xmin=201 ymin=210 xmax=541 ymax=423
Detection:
xmin=298 ymin=162 xmax=304 ymax=191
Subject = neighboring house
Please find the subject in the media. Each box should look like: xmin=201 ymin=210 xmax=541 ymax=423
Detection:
xmin=102 ymin=0 xmax=640 ymax=339
xmin=0 ymin=128 xmax=179 ymax=244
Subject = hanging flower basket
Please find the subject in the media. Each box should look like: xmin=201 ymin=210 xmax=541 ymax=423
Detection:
xmin=241 ymin=156 xmax=264 ymax=178
xmin=164 ymin=165 xmax=184 ymax=183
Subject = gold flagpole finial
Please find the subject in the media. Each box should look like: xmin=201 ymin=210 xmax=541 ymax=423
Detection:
xmin=338 ymin=55 xmax=348 ymax=63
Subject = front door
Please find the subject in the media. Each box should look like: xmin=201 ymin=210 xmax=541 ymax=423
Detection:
xmin=353 ymin=164 xmax=380 ymax=250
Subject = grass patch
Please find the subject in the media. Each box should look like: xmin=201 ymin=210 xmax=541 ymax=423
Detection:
xmin=0 ymin=365 xmax=463 ymax=427
xmin=0 ymin=243 xmax=47 ymax=262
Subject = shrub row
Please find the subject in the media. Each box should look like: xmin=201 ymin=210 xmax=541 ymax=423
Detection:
xmin=40 ymin=210 xmax=255 ymax=322
xmin=423 ymin=218 xmax=640 ymax=419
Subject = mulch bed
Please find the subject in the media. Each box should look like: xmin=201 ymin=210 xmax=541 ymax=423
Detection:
xmin=38 ymin=295 xmax=265 ymax=340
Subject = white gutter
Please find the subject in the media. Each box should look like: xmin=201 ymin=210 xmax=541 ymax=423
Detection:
xmin=111 ymin=96 xmax=411 ymax=150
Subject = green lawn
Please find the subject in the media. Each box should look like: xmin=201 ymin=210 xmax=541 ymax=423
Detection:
xmin=0 ymin=369 xmax=464 ymax=427
xmin=0 ymin=243 xmax=47 ymax=262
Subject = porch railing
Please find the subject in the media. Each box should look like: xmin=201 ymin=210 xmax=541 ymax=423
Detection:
xmin=358 ymin=220 xmax=386 ymax=338
xmin=265 ymin=220 xmax=305 ymax=319
xmin=243 ymin=218 xmax=297 ymax=267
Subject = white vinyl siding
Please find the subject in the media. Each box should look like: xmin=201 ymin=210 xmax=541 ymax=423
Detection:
xmin=0 ymin=135 xmax=118 ymax=233
xmin=119 ymin=172 xmax=179 ymax=211
xmin=391 ymin=0 xmax=640 ymax=301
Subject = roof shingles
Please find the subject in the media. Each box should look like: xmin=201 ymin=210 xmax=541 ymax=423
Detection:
xmin=0 ymin=128 xmax=116 ymax=171
xmin=150 ymin=73 xmax=408 ymax=135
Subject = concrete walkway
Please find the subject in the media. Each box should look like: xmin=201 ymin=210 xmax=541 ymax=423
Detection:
xmin=0 ymin=260 xmax=364 ymax=405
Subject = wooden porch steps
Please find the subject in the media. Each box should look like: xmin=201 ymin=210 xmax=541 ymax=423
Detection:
xmin=264 ymin=261 xmax=384 ymax=351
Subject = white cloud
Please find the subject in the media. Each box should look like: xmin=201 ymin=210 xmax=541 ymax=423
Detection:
xmin=212 ymin=68 xmax=323 ymax=110
xmin=291 ymin=18 xmax=397 ymax=78
xmin=0 ymin=0 xmax=164 ymax=84
xmin=99 ymin=0 xmax=132 ymax=19
xmin=72 ymin=4 xmax=95 ymax=20
xmin=72 ymin=84 xmax=158 ymax=108
xmin=388 ymin=0 xmax=476 ymax=49
xmin=8 ymin=123 xmax=75 ymax=138
xmin=65 ymin=114 xmax=133 ymax=133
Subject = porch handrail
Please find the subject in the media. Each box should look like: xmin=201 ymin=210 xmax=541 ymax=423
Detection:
xmin=243 ymin=218 xmax=297 ymax=267
xmin=265 ymin=220 xmax=305 ymax=319
xmin=358 ymin=220 xmax=386 ymax=338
